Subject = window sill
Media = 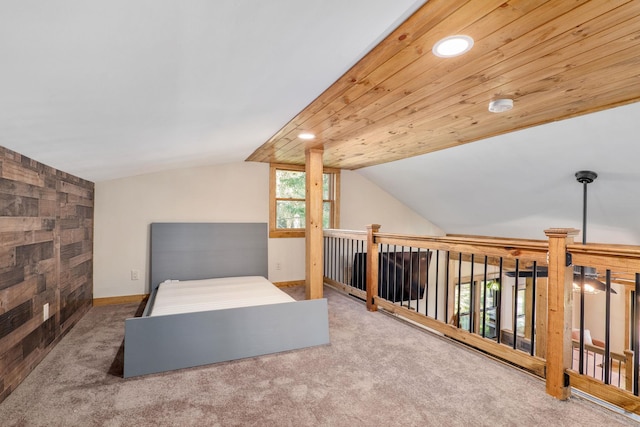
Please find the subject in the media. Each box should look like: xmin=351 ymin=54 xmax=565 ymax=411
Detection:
xmin=269 ymin=229 xmax=306 ymax=238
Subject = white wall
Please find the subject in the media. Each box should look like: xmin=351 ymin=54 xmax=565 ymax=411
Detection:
xmin=341 ymin=170 xmax=443 ymax=236
xmin=94 ymin=162 xmax=267 ymax=297
xmin=572 ymin=284 xmax=626 ymax=353
xmin=94 ymin=163 xmax=442 ymax=298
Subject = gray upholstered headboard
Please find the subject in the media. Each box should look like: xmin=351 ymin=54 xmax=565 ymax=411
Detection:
xmin=149 ymin=222 xmax=268 ymax=292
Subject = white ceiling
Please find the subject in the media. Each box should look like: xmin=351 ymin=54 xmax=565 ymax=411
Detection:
xmin=0 ymin=0 xmax=425 ymax=181
xmin=360 ymin=102 xmax=640 ymax=244
xmin=2 ymin=1 xmax=639 ymax=245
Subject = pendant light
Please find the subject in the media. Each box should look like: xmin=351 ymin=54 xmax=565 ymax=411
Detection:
xmin=505 ymin=171 xmax=614 ymax=294
xmin=573 ymin=171 xmax=615 ymax=294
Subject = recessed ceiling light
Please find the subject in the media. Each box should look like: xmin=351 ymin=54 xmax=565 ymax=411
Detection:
xmin=488 ymin=98 xmax=514 ymax=113
xmin=298 ymin=132 xmax=315 ymax=140
xmin=432 ymin=35 xmax=474 ymax=58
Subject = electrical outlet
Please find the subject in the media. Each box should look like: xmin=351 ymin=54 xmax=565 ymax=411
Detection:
xmin=131 ymin=269 xmax=139 ymax=280
xmin=275 ymin=262 xmax=282 ymax=271
xmin=43 ymin=303 xmax=49 ymax=321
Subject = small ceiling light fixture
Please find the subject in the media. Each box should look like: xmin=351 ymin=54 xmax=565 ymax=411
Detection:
xmin=298 ymin=132 xmax=316 ymax=140
xmin=432 ymin=35 xmax=474 ymax=58
xmin=488 ymin=98 xmax=514 ymax=113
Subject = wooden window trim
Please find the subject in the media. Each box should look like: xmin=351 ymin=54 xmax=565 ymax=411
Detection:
xmin=269 ymin=163 xmax=340 ymax=238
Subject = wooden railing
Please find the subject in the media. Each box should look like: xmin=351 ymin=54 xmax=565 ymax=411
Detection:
xmin=571 ymin=340 xmax=629 ymax=389
xmin=323 ymin=226 xmax=640 ymax=415
xmin=564 ymin=241 xmax=640 ymax=412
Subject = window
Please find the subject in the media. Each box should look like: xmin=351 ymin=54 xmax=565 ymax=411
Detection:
xmin=453 ymin=277 xmax=500 ymax=338
xmin=269 ymin=164 xmax=340 ymax=238
xmin=514 ymin=283 xmax=526 ymax=336
xmin=454 ymin=281 xmax=472 ymax=330
xmin=480 ymin=280 xmax=499 ymax=339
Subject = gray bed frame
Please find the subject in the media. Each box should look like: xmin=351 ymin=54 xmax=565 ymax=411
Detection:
xmin=123 ymin=222 xmax=330 ymax=378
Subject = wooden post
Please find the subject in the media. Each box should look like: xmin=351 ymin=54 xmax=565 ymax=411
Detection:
xmin=625 ymin=349 xmax=634 ymax=391
xmin=535 ymin=278 xmax=548 ymax=359
xmin=544 ymin=228 xmax=579 ymax=400
xmin=305 ymin=148 xmax=324 ymax=300
xmin=366 ymin=224 xmax=381 ymax=312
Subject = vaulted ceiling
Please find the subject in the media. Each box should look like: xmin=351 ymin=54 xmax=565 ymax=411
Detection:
xmin=2 ymin=1 xmax=640 ymax=243
xmin=0 ymin=0 xmax=425 ymax=181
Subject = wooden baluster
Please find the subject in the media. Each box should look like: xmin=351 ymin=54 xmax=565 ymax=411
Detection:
xmin=624 ymin=349 xmax=634 ymax=391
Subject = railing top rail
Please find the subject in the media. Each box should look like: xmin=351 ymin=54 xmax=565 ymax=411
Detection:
xmin=567 ymin=242 xmax=640 ymax=258
xmin=374 ymin=232 xmax=549 ymax=252
xmin=568 ymin=242 xmax=640 ymax=278
xmin=325 ymin=228 xmax=640 ymax=263
xmin=323 ymin=229 xmax=367 ymax=240
xmin=373 ymin=232 xmax=549 ymax=264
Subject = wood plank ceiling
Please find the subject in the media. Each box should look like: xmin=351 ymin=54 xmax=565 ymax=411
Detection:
xmin=247 ymin=0 xmax=640 ymax=169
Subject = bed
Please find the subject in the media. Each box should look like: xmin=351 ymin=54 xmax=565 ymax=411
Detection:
xmin=123 ymin=222 xmax=330 ymax=378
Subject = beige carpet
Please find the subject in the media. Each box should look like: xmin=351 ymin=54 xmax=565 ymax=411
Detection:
xmin=0 ymin=285 xmax=636 ymax=426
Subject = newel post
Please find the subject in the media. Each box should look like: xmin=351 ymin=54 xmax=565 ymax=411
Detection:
xmin=544 ymin=228 xmax=579 ymax=400
xmin=366 ymin=224 xmax=381 ymax=312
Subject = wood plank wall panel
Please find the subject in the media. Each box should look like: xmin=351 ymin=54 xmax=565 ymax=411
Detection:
xmin=0 ymin=146 xmax=94 ymax=403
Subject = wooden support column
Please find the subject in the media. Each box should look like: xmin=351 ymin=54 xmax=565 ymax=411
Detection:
xmin=544 ymin=228 xmax=579 ymax=400
xmin=366 ymin=224 xmax=381 ymax=311
xmin=305 ymin=147 xmax=324 ymax=300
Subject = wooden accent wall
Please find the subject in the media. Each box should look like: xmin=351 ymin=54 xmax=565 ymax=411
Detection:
xmin=0 ymin=146 xmax=94 ymax=403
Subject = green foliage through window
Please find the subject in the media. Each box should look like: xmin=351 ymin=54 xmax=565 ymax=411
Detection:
xmin=273 ymin=168 xmax=336 ymax=231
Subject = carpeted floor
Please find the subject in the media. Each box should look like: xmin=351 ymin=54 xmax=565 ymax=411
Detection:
xmin=0 ymin=285 xmax=637 ymax=426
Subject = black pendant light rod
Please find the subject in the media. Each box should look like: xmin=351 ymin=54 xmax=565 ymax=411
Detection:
xmin=575 ymin=170 xmax=597 ymax=245
xmin=575 ymin=170 xmax=597 ymax=374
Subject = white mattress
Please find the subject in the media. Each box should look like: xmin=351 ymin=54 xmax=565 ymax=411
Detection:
xmin=149 ymin=276 xmax=295 ymax=316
